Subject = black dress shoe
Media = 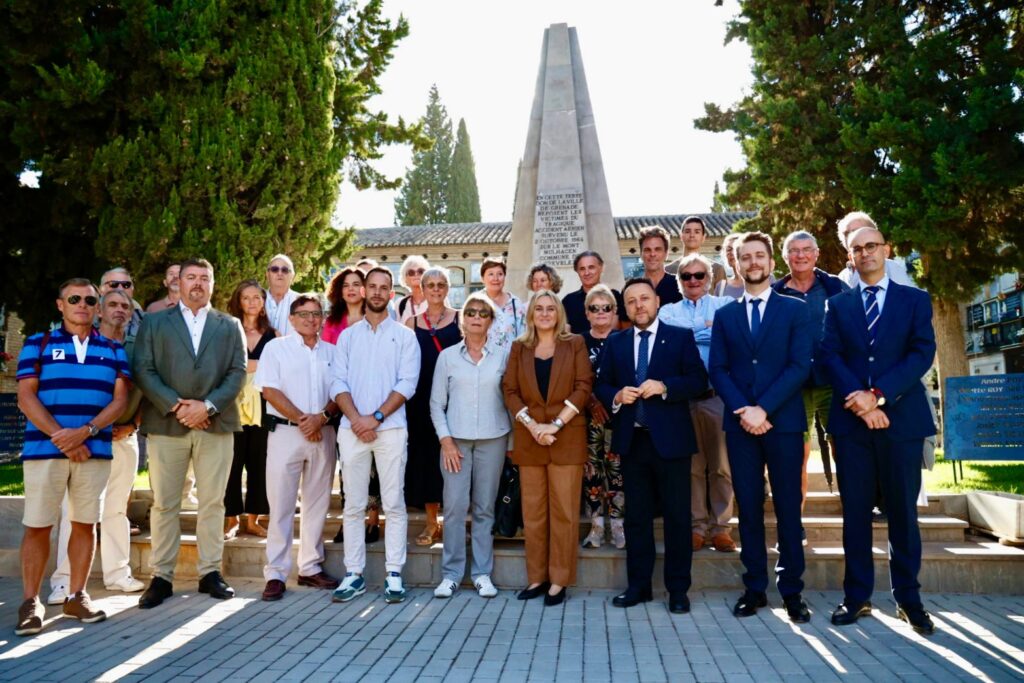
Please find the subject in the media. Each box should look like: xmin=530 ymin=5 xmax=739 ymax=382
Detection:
xmin=198 ymin=571 xmax=235 ymax=600
xmin=544 ymin=587 xmax=567 ymax=606
xmin=733 ymin=590 xmax=768 ymax=617
xmin=668 ymin=593 xmax=690 ymax=614
xmin=517 ymin=582 xmax=550 ymax=600
xmin=783 ymin=594 xmax=811 ymax=623
xmin=365 ymin=523 xmax=381 ymax=544
xmin=897 ymin=604 xmax=935 ymax=635
xmin=138 ymin=577 xmax=173 ymax=609
xmin=612 ymin=585 xmax=653 ymax=608
xmin=332 ymin=526 xmax=344 ymax=544
xmin=831 ymin=600 xmax=872 ymax=626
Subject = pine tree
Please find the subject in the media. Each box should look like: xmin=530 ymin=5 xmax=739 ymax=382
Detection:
xmin=394 ymin=85 xmax=455 ymax=225
xmin=698 ymin=0 xmax=1024 ymax=389
xmin=0 ymin=0 xmax=420 ymax=330
xmin=448 ymin=118 xmax=481 ymax=222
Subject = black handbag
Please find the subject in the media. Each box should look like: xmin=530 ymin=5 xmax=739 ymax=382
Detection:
xmin=492 ymin=456 xmax=523 ymax=538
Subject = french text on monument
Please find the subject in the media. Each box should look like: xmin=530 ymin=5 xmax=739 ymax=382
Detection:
xmin=533 ymin=190 xmax=586 ymax=268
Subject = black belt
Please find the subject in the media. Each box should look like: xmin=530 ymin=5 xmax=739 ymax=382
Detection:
xmin=693 ymin=388 xmax=717 ymax=401
xmin=265 ymin=415 xmax=300 ymax=428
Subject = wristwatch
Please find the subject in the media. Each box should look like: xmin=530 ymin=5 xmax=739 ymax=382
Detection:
xmin=85 ymin=422 xmax=99 ymax=437
xmin=552 ymin=417 xmax=565 ymax=431
xmin=205 ymin=400 xmax=218 ymax=417
xmin=321 ymin=410 xmax=332 ymax=423
xmin=373 ymin=410 xmax=385 ymax=422
xmin=869 ymin=387 xmax=886 ymax=407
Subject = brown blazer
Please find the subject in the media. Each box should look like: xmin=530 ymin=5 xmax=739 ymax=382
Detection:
xmin=502 ymin=335 xmax=593 ymax=466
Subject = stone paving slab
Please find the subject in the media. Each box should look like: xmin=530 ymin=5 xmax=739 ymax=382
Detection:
xmin=0 ymin=579 xmax=1021 ymax=682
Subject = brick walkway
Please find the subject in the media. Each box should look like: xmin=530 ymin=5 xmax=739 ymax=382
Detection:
xmin=0 ymin=579 xmax=1022 ymax=682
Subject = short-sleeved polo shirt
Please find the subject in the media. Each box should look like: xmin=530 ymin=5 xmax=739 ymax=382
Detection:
xmin=16 ymin=326 xmax=131 ymax=460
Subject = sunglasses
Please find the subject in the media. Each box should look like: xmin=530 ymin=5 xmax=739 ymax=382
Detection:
xmin=103 ymin=280 xmax=133 ymax=289
xmin=293 ymin=310 xmax=324 ymax=319
xmin=424 ymin=281 xmax=448 ymax=290
xmin=463 ymin=308 xmax=492 ymax=319
xmin=679 ymin=272 xmax=707 ymax=282
xmin=67 ymin=295 xmax=99 ymax=306
xmin=268 ymin=265 xmax=292 ymax=274
xmin=587 ymin=304 xmax=614 ymax=313
xmin=406 ymin=268 xmax=425 ymax=276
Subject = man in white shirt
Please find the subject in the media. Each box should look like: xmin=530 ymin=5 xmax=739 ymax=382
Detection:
xmin=264 ymin=254 xmax=299 ymax=335
xmin=330 ymin=268 xmax=421 ymax=604
xmin=256 ymin=295 xmax=342 ymax=601
xmin=836 ymin=212 xmax=914 ymax=287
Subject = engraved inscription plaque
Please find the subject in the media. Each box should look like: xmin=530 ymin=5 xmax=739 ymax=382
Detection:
xmin=533 ymin=190 xmax=587 ymax=268
xmin=944 ymin=374 xmax=1024 ymax=460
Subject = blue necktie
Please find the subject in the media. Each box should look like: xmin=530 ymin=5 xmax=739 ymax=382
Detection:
xmin=749 ymin=299 xmax=762 ymax=338
xmin=864 ymin=286 xmax=881 ymax=346
xmin=635 ymin=330 xmax=651 ymax=426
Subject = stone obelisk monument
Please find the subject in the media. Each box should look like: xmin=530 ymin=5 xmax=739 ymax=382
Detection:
xmin=507 ymin=23 xmax=623 ymax=300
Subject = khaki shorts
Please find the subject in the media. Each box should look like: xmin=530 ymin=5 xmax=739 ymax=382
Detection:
xmin=22 ymin=458 xmax=112 ymax=528
xmin=802 ymin=385 xmax=833 ymax=444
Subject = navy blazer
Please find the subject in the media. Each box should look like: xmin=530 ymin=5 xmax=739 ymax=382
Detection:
xmin=709 ymin=292 xmax=814 ymax=434
xmin=819 ymin=281 xmax=937 ymax=440
xmin=594 ymin=323 xmax=707 ymax=460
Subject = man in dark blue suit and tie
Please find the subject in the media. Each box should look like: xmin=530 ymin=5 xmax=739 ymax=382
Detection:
xmin=709 ymin=231 xmax=814 ymax=622
xmin=595 ymin=278 xmax=708 ymax=614
xmin=820 ymin=226 xmax=937 ymax=635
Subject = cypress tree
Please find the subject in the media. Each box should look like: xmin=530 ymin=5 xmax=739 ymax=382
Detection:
xmin=394 ymin=84 xmax=454 ymax=225
xmin=448 ymin=118 xmax=481 ymax=222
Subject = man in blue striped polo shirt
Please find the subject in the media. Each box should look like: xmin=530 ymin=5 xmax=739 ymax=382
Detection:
xmin=14 ymin=278 xmax=130 ymax=637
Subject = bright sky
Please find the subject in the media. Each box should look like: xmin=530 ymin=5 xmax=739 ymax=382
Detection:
xmin=335 ymin=0 xmax=753 ymax=229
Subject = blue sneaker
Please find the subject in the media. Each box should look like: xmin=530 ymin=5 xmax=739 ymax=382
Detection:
xmin=384 ymin=572 xmax=406 ymax=604
xmin=332 ymin=573 xmax=366 ymax=603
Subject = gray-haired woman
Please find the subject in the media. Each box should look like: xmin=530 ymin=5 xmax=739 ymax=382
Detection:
xmin=430 ymin=292 xmax=510 ymax=599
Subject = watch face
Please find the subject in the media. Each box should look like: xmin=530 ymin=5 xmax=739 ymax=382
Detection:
xmin=374 ymin=411 xmax=384 ymax=421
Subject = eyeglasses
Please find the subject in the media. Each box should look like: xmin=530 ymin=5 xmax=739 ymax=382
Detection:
xmin=463 ymin=308 xmax=492 ymax=319
xmin=424 ymin=281 xmax=448 ymax=290
xmin=679 ymin=272 xmax=707 ymax=282
xmin=787 ymin=247 xmax=817 ymax=256
xmin=851 ymin=242 xmax=885 ymax=256
xmin=103 ymin=280 xmax=133 ymax=289
xmin=406 ymin=268 xmax=425 ymax=276
xmin=268 ymin=265 xmax=292 ymax=274
xmin=293 ymin=310 xmax=324 ymax=319
xmin=587 ymin=304 xmax=615 ymax=313
xmin=67 ymin=295 xmax=99 ymax=306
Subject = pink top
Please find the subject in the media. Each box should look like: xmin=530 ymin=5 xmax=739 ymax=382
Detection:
xmin=321 ymin=316 xmax=348 ymax=345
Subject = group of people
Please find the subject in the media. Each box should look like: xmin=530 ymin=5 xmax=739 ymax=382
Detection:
xmin=14 ymin=210 xmax=938 ymax=640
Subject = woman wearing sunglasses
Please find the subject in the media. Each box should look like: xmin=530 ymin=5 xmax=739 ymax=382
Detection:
xmin=404 ymin=267 xmax=462 ymax=547
xmin=396 ymin=256 xmax=430 ymax=324
xmin=429 ymin=292 xmax=508 ymax=599
xmin=579 ymin=285 xmax=625 ymax=550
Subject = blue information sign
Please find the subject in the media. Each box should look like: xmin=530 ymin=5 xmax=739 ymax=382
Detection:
xmin=0 ymin=392 xmax=26 ymax=456
xmin=943 ymin=374 xmax=1024 ymax=460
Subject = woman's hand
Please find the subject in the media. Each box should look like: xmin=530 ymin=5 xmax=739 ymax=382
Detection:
xmin=530 ymin=423 xmax=558 ymax=446
xmin=441 ymin=437 xmax=464 ymax=473
xmin=588 ymin=395 xmax=609 ymax=424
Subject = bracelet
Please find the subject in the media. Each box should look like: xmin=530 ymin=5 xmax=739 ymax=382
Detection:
xmin=552 ymin=417 xmax=565 ymax=430
xmin=516 ymin=408 xmax=534 ymax=425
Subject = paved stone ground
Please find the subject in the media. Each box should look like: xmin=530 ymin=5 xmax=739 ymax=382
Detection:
xmin=0 ymin=579 xmax=1022 ymax=682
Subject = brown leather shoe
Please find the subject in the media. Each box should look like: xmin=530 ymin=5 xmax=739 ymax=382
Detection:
xmin=262 ymin=580 xmax=286 ymax=601
xmin=711 ymin=532 xmax=737 ymax=552
xmin=297 ymin=571 xmax=340 ymax=590
xmin=692 ymin=532 xmax=706 ymax=551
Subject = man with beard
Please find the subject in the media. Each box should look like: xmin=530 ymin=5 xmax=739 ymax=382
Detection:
xmin=133 ymin=258 xmax=247 ymax=609
xmin=709 ymin=232 xmax=814 ymax=623
xmin=330 ymin=267 xmax=420 ymax=604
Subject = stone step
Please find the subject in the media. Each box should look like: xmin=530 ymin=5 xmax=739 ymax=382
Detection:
xmin=126 ymin=532 xmax=1024 ymax=594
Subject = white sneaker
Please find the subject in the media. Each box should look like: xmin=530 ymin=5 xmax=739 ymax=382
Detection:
xmin=47 ymin=585 xmax=68 ymax=606
xmin=106 ymin=575 xmax=145 ymax=593
xmin=434 ymin=579 xmax=458 ymax=598
xmin=384 ymin=572 xmax=406 ymax=604
xmin=474 ymin=575 xmax=498 ymax=598
xmin=181 ymin=493 xmax=199 ymax=511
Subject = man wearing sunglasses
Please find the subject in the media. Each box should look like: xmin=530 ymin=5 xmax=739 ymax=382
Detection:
xmin=133 ymin=258 xmax=247 ymax=609
xmin=99 ymin=267 xmax=145 ymax=338
xmin=15 ymin=278 xmax=131 ymax=636
xmin=255 ymin=295 xmax=342 ymax=601
xmin=265 ymin=254 xmax=300 ymax=335
xmin=658 ymin=254 xmax=736 ymax=554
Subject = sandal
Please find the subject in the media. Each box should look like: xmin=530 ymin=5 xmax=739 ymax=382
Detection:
xmin=415 ymin=523 xmax=443 ymax=546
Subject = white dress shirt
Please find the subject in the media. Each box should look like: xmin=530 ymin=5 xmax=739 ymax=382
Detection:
xmin=840 ymin=258 xmax=912 ymax=288
xmin=742 ymin=287 xmax=772 ymax=331
xmin=264 ymin=288 xmax=299 ymax=336
xmin=859 ymin=275 xmax=891 ymax=316
xmin=329 ymin=317 xmax=421 ymax=430
xmin=179 ymin=301 xmax=211 ymax=355
xmin=255 ymin=333 xmax=338 ymax=418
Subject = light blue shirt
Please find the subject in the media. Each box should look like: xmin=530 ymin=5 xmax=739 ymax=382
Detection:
xmin=329 ymin=317 xmax=421 ymax=430
xmin=430 ymin=341 xmax=511 ymax=441
xmin=658 ymin=294 xmax=734 ymax=370
xmin=859 ymin=275 xmax=890 ymax=316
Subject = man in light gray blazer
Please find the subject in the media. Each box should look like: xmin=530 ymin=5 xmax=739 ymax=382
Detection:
xmin=133 ymin=258 xmax=246 ymax=608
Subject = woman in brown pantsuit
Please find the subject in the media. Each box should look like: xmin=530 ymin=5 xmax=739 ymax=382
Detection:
xmin=502 ymin=290 xmax=593 ymax=606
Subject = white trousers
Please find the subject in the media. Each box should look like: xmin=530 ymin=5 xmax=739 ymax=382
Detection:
xmin=263 ymin=425 xmax=335 ymax=582
xmin=338 ymin=427 xmax=408 ymax=574
xmin=52 ymin=434 xmax=139 ymax=589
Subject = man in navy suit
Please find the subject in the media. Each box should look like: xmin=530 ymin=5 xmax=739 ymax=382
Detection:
xmin=709 ymin=231 xmax=814 ymax=622
xmin=820 ymin=226 xmax=937 ymax=635
xmin=595 ymin=278 xmax=708 ymax=614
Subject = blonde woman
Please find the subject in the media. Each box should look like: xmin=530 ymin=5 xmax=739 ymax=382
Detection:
xmin=502 ymin=290 xmax=592 ymax=606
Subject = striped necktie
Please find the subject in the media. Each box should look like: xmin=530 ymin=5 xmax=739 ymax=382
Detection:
xmin=864 ymin=286 xmax=881 ymax=346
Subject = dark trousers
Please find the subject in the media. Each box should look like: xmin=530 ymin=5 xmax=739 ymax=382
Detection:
xmin=726 ymin=429 xmax=805 ymax=598
xmin=225 ymin=425 xmax=270 ymax=516
xmin=835 ymin=429 xmax=923 ymax=607
xmin=621 ymin=429 xmax=692 ymax=595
